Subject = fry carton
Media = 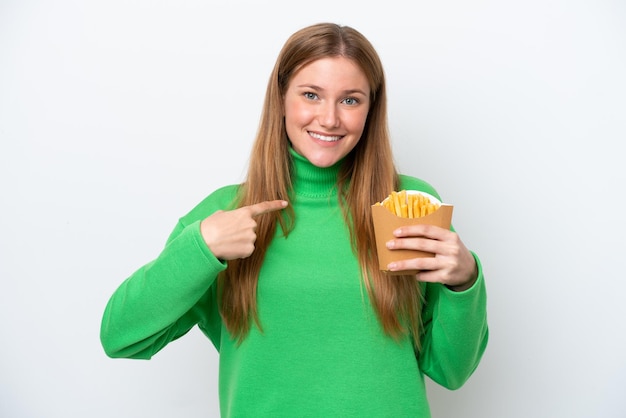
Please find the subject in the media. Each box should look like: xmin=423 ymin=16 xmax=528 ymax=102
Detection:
xmin=371 ymin=190 xmax=453 ymax=275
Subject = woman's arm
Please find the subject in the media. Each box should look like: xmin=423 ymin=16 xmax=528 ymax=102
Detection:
xmin=100 ymin=220 xmax=226 ymax=359
xmin=417 ymin=253 xmax=489 ymax=389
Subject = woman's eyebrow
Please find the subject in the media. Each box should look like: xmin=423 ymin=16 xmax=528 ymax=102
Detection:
xmin=295 ymin=84 xmax=368 ymax=96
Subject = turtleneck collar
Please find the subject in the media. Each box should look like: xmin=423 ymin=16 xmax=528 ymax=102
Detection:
xmin=289 ymin=147 xmax=342 ymax=198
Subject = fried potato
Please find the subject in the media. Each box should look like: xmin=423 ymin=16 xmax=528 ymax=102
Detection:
xmin=375 ymin=190 xmax=440 ymax=218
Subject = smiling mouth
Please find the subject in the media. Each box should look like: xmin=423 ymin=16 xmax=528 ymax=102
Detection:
xmin=309 ymin=131 xmax=343 ymax=142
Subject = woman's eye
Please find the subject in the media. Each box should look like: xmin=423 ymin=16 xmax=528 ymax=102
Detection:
xmin=304 ymin=92 xmax=318 ymax=100
xmin=343 ymin=97 xmax=359 ymax=106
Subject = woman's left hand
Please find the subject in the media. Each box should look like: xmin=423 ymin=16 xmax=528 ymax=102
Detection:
xmin=385 ymin=224 xmax=478 ymax=291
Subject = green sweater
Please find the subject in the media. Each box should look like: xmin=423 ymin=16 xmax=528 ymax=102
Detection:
xmin=101 ymin=149 xmax=488 ymax=417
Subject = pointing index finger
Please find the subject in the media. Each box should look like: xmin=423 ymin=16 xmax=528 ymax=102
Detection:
xmin=248 ymin=200 xmax=289 ymax=217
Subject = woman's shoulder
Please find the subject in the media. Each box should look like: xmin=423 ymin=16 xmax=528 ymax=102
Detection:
xmin=179 ymin=184 xmax=241 ymax=226
xmin=397 ymin=174 xmax=442 ymax=201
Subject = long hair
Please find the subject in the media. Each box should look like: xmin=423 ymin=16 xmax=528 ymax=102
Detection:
xmin=219 ymin=23 xmax=423 ymax=349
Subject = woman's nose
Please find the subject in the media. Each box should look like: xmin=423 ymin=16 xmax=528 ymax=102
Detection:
xmin=318 ymin=102 xmax=340 ymax=128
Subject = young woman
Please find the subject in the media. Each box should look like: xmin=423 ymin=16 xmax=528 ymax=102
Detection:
xmin=101 ymin=22 xmax=488 ymax=417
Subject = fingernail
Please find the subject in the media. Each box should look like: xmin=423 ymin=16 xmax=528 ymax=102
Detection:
xmin=387 ymin=262 xmax=397 ymax=271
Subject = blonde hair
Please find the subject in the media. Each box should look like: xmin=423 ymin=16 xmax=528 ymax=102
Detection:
xmin=219 ymin=23 xmax=423 ymax=349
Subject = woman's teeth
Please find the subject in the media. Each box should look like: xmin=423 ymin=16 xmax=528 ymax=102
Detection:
xmin=310 ymin=132 xmax=342 ymax=142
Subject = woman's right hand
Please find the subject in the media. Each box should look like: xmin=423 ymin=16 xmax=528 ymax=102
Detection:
xmin=200 ymin=200 xmax=288 ymax=260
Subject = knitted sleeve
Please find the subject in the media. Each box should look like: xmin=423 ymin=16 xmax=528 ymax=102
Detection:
xmin=418 ymin=253 xmax=489 ymax=389
xmin=99 ymin=220 xmax=226 ymax=359
xmin=99 ymin=185 xmax=240 ymax=359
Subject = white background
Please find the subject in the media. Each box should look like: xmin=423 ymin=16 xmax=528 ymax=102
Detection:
xmin=1 ymin=0 xmax=625 ymax=417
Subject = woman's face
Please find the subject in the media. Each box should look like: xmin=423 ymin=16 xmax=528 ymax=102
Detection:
xmin=283 ymin=56 xmax=371 ymax=168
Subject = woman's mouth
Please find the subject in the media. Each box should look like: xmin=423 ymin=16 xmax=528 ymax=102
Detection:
xmin=309 ymin=131 xmax=343 ymax=142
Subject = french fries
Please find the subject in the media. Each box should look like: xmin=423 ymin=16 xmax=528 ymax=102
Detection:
xmin=375 ymin=190 xmax=440 ymax=218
